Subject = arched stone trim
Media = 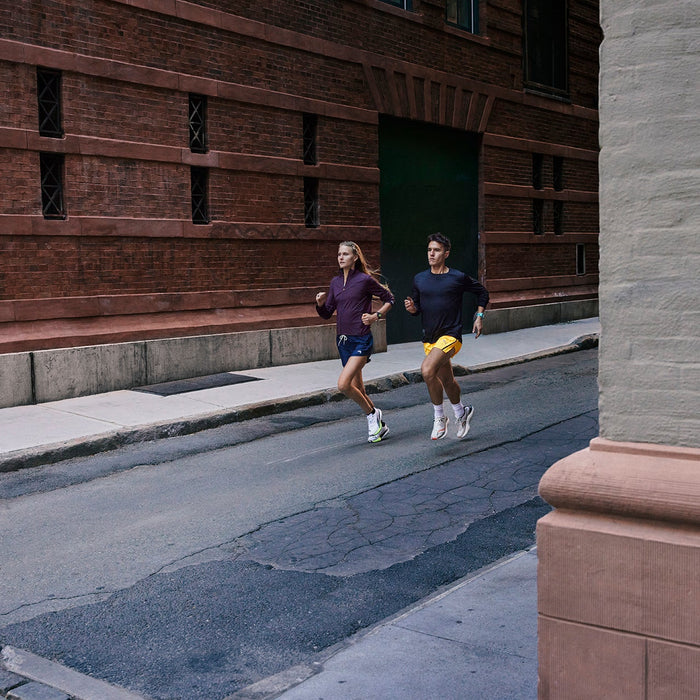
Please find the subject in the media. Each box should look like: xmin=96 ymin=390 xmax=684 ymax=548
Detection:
xmin=362 ymin=62 xmax=496 ymax=133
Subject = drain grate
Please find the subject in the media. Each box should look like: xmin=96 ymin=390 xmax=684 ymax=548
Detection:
xmin=134 ymin=372 xmax=261 ymax=396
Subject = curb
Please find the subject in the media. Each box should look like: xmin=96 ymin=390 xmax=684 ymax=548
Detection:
xmin=0 ymin=335 xmax=597 ymax=473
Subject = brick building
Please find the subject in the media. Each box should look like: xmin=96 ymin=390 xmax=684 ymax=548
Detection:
xmin=0 ymin=0 xmax=600 ymax=399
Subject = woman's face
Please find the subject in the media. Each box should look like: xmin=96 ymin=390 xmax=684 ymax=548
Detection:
xmin=338 ymin=245 xmax=358 ymax=270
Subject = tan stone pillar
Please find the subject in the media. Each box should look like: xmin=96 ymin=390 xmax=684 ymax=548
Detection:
xmin=536 ymin=0 xmax=700 ymax=697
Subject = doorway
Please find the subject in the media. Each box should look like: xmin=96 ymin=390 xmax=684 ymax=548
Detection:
xmin=378 ymin=117 xmax=479 ymax=344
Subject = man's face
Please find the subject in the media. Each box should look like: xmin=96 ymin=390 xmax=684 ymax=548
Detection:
xmin=427 ymin=241 xmax=449 ymax=267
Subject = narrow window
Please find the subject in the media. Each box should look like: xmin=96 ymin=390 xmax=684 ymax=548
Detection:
xmin=524 ymin=0 xmax=568 ymax=96
xmin=40 ymin=152 xmax=66 ymax=219
xmin=446 ymin=0 xmax=478 ymax=33
xmin=380 ymin=0 xmax=412 ymax=9
xmin=191 ymin=167 xmax=209 ymax=224
xmin=553 ymin=156 xmax=564 ymax=191
xmin=576 ymin=243 xmax=586 ymax=274
xmin=303 ymin=113 xmax=318 ymax=165
xmin=189 ymin=94 xmax=207 ymax=153
xmin=553 ymin=200 xmax=564 ymax=235
xmin=37 ymin=68 xmax=63 ymax=138
xmin=532 ymin=153 xmax=544 ymax=190
xmin=533 ymin=199 xmax=544 ymax=235
xmin=304 ymin=177 xmax=319 ymax=228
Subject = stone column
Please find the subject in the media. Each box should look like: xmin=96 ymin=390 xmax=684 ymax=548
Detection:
xmin=536 ymin=0 xmax=700 ymax=697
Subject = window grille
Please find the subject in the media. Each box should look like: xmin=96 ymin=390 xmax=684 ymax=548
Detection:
xmin=553 ymin=156 xmax=564 ymax=191
xmin=189 ymin=94 xmax=207 ymax=153
xmin=532 ymin=153 xmax=544 ymax=190
xmin=576 ymin=243 xmax=586 ymax=274
xmin=191 ymin=167 xmax=209 ymax=224
xmin=553 ymin=200 xmax=564 ymax=235
xmin=304 ymin=177 xmax=319 ymax=228
xmin=303 ymin=113 xmax=318 ymax=165
xmin=40 ymin=152 xmax=66 ymax=219
xmin=446 ymin=0 xmax=478 ymax=33
xmin=533 ymin=199 xmax=544 ymax=235
xmin=37 ymin=68 xmax=63 ymax=138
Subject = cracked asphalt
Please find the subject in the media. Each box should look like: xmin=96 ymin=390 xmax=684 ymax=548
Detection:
xmin=0 ymin=350 xmax=598 ymax=700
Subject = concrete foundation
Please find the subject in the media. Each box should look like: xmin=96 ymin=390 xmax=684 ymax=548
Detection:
xmin=485 ymin=299 xmax=598 ymax=335
xmin=0 ymin=322 xmax=391 ymax=407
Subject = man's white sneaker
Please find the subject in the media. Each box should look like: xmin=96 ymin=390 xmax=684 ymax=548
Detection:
xmin=368 ymin=408 xmax=389 ymax=443
xmin=456 ymin=405 xmax=475 ymax=439
xmin=431 ymin=415 xmax=449 ymax=440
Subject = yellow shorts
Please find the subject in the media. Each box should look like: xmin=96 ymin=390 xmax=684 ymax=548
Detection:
xmin=423 ymin=335 xmax=462 ymax=357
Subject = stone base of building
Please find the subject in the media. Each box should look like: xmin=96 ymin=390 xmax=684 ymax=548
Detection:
xmin=0 ymin=321 xmax=388 ymax=408
xmin=537 ymin=438 xmax=700 ymax=699
xmin=484 ymin=298 xmax=598 ymax=335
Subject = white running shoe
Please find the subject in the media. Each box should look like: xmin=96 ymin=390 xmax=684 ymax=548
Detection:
xmin=368 ymin=408 xmax=389 ymax=443
xmin=431 ymin=415 xmax=449 ymax=440
xmin=456 ymin=405 xmax=475 ymax=439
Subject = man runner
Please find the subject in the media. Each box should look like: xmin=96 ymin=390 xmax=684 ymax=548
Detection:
xmin=404 ymin=233 xmax=489 ymax=440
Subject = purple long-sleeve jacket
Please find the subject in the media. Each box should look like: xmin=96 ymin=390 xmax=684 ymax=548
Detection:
xmin=316 ymin=269 xmax=395 ymax=336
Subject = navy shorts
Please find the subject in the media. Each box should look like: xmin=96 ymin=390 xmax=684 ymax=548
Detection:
xmin=337 ymin=334 xmax=374 ymax=366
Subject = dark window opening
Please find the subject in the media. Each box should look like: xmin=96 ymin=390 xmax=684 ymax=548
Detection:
xmin=191 ymin=167 xmax=209 ymax=224
xmin=380 ymin=0 xmax=412 ymax=9
xmin=37 ymin=68 xmax=63 ymax=138
xmin=304 ymin=177 xmax=319 ymax=228
xmin=446 ymin=0 xmax=478 ymax=33
xmin=532 ymin=153 xmax=544 ymax=190
xmin=533 ymin=199 xmax=544 ymax=235
xmin=524 ymin=0 xmax=568 ymax=96
xmin=553 ymin=156 xmax=564 ymax=190
xmin=303 ymin=113 xmax=318 ymax=165
xmin=553 ymin=200 xmax=564 ymax=235
xmin=40 ymin=152 xmax=66 ymax=219
xmin=189 ymin=94 xmax=207 ymax=153
xmin=576 ymin=243 xmax=586 ymax=274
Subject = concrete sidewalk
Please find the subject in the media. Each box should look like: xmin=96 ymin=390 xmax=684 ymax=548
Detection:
xmin=0 ymin=318 xmax=599 ymax=472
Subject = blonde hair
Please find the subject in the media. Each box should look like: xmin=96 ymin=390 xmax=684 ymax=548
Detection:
xmin=338 ymin=241 xmax=390 ymax=291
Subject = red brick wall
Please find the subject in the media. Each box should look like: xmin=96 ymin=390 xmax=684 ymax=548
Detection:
xmin=0 ymin=0 xmax=600 ymax=349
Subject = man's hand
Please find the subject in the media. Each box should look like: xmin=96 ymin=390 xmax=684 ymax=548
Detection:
xmin=315 ymin=292 xmax=327 ymax=306
xmin=404 ymin=297 xmax=417 ymax=314
xmin=472 ymin=316 xmax=483 ymax=339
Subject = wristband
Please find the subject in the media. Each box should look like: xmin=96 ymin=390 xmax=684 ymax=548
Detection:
xmin=476 ymin=312 xmax=484 ymax=318
xmin=376 ymin=311 xmax=382 ymax=319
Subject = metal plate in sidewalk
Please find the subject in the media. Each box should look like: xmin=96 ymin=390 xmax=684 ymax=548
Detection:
xmin=134 ymin=372 xmax=261 ymax=396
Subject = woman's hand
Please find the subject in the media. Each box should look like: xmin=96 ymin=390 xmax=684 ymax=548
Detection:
xmin=315 ymin=291 xmax=327 ymax=306
xmin=361 ymin=312 xmax=374 ymax=326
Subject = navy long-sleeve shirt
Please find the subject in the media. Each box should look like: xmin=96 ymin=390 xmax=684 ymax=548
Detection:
xmin=316 ymin=268 xmax=395 ymax=336
xmin=409 ymin=268 xmax=489 ymax=343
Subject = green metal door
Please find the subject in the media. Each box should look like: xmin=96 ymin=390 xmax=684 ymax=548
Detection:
xmin=378 ymin=117 xmax=479 ymax=345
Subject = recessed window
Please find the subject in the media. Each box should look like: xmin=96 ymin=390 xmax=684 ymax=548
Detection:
xmin=553 ymin=200 xmax=564 ymax=235
xmin=191 ymin=167 xmax=209 ymax=224
xmin=380 ymin=0 xmax=412 ymax=9
xmin=532 ymin=153 xmax=544 ymax=190
xmin=553 ymin=156 xmax=564 ymax=191
xmin=37 ymin=68 xmax=63 ymax=138
xmin=303 ymin=113 xmax=318 ymax=165
xmin=576 ymin=243 xmax=586 ymax=274
xmin=189 ymin=94 xmax=207 ymax=153
xmin=446 ymin=0 xmax=478 ymax=33
xmin=40 ymin=152 xmax=66 ymax=219
xmin=304 ymin=177 xmax=319 ymax=228
xmin=524 ymin=0 xmax=568 ymax=96
xmin=533 ymin=199 xmax=544 ymax=235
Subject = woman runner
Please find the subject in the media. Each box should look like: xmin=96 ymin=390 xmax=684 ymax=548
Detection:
xmin=315 ymin=241 xmax=395 ymax=443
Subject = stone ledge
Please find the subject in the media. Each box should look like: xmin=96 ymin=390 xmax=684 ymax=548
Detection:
xmin=539 ymin=437 xmax=700 ymax=526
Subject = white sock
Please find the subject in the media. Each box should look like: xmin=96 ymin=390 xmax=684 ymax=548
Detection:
xmin=433 ymin=404 xmax=445 ymax=419
xmin=451 ymin=402 xmax=465 ymax=419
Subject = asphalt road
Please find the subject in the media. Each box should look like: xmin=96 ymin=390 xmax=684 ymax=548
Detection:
xmin=0 ymin=349 xmax=598 ymax=700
